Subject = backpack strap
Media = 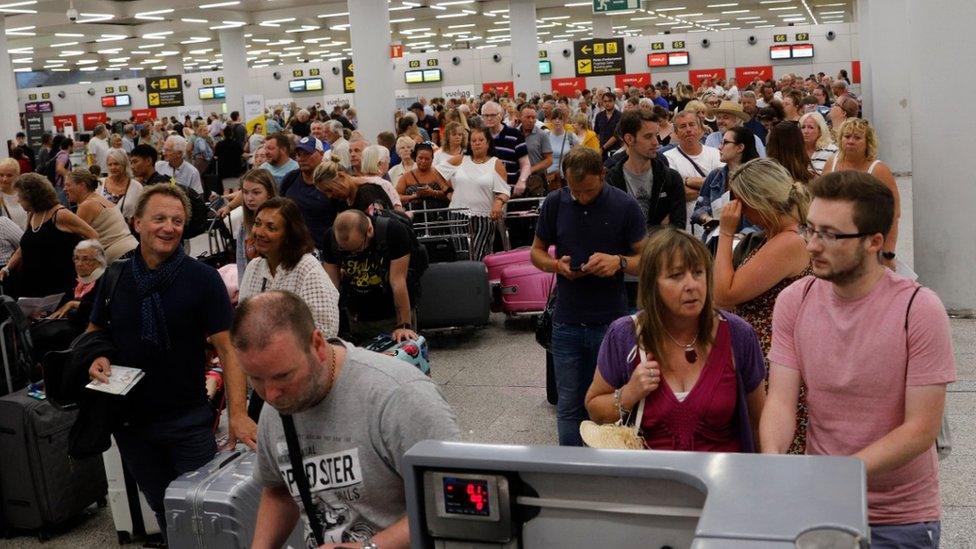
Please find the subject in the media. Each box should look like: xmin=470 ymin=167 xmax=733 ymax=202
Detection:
xmin=281 ymin=415 xmax=326 ymax=547
xmin=905 ymin=285 xmax=922 ymax=332
xmin=372 ymin=215 xmax=390 ymax=258
xmin=100 ymin=259 xmax=129 ymax=327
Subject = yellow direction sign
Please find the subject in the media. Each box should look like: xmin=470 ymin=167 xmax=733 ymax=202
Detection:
xmin=145 ymin=75 xmax=185 ymax=107
xmin=573 ymin=38 xmax=625 ymax=77
xmin=341 ymin=59 xmax=355 ymax=93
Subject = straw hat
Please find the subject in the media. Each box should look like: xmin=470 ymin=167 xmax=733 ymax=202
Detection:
xmin=579 ymin=420 xmax=645 ymax=450
xmin=707 ymin=100 xmax=751 ymax=122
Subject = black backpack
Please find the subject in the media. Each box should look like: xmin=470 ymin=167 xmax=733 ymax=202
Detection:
xmin=371 ymin=209 xmax=428 ymax=303
xmin=181 ymin=186 xmax=211 ymax=239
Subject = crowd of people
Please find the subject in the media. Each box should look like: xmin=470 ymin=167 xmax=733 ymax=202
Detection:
xmin=1 ymin=66 xmax=954 ymax=549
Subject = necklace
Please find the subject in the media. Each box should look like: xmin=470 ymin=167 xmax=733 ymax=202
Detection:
xmin=663 ymin=329 xmax=698 ymax=363
xmin=323 ymin=343 xmax=337 ymax=396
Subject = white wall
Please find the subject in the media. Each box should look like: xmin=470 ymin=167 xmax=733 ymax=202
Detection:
xmin=18 ymin=23 xmax=857 ymax=128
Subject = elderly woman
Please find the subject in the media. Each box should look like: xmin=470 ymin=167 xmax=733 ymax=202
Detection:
xmin=30 ymin=239 xmax=108 ymax=360
xmin=0 ymin=174 xmax=97 ymax=297
xmin=800 ymin=112 xmax=839 ymax=175
xmin=0 ymin=157 xmax=28 ymax=229
xmin=387 ymin=136 xmax=417 ymax=186
xmin=97 ymin=148 xmax=143 ymax=221
xmin=64 ymin=168 xmax=138 ymax=262
xmin=359 ymin=145 xmax=404 ymax=210
xmin=584 ymin=228 xmax=766 ymax=452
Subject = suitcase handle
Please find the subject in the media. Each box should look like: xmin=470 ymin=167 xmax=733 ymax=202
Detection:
xmin=216 ymin=450 xmax=242 ymax=469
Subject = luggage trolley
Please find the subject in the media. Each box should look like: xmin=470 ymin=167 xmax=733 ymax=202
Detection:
xmin=498 ymin=197 xmax=546 ymax=252
xmin=403 ymin=441 xmax=870 ymax=548
xmin=410 ymin=206 xmax=475 ymax=262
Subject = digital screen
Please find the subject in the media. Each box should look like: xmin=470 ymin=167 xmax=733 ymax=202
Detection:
xmin=289 ymin=79 xmax=307 ymax=92
xmin=539 ymin=59 xmax=552 ymax=75
xmin=443 ymin=477 xmax=490 ymax=517
xmin=305 ymin=78 xmax=323 ymax=91
xmin=422 ymin=69 xmax=442 ymax=82
xmin=668 ymin=52 xmax=689 ymax=66
xmin=792 ymin=43 xmax=814 ymax=58
xmin=214 ymin=86 xmax=226 ymax=99
xmin=198 ymin=87 xmax=215 ymax=100
xmin=770 ymin=45 xmax=792 ymax=60
xmin=405 ymin=70 xmax=424 ymax=84
xmin=647 ymin=53 xmax=668 ymax=67
xmin=100 ymin=96 xmax=116 ymax=108
xmin=115 ymin=94 xmax=131 ymax=107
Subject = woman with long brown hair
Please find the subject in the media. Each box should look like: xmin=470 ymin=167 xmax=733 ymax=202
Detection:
xmin=584 ymin=228 xmax=766 ymax=452
xmin=766 ymin=121 xmax=814 ymax=185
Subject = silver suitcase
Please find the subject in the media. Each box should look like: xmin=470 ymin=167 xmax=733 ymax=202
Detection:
xmin=164 ymin=448 xmax=306 ymax=548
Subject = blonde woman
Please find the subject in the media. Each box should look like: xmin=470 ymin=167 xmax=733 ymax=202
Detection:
xmin=97 ymin=148 xmax=143 ymax=221
xmin=799 ymin=112 xmax=838 ymax=175
xmin=0 ymin=158 xmax=28 ymax=229
xmin=434 ymin=121 xmax=468 ymax=167
xmin=572 ymin=113 xmax=601 ymax=153
xmin=821 ymin=118 xmax=899 ymax=264
xmin=714 ymin=158 xmax=812 ymax=454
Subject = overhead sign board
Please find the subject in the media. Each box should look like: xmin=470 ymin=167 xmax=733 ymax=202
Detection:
xmin=551 ymin=77 xmax=587 ymax=94
xmin=145 ymin=75 xmax=185 ymax=108
xmin=341 ymin=59 xmax=355 ymax=93
xmin=592 ymin=0 xmax=639 ymax=14
xmin=735 ymin=65 xmax=774 ymax=83
xmin=615 ymin=73 xmax=650 ymax=89
xmin=574 ymin=38 xmax=626 ymax=77
xmin=25 ymin=113 xmax=44 ymax=148
xmin=25 ymin=101 xmax=54 ymax=114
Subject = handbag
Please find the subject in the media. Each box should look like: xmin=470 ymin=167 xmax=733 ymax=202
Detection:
xmin=534 ymin=286 xmax=556 ymax=350
xmin=579 ymin=315 xmax=647 ymax=450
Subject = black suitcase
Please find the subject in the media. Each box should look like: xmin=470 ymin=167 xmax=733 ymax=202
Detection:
xmin=0 ymin=389 xmax=107 ymax=538
xmin=419 ymin=236 xmax=457 ymax=263
xmin=416 ymin=261 xmax=490 ymax=331
xmin=0 ymin=295 xmax=35 ymax=396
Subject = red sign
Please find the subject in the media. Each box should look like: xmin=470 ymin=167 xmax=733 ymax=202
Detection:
xmin=615 ymin=73 xmax=651 ymax=89
xmin=689 ymin=68 xmax=727 ymax=85
xmin=735 ymin=65 xmax=773 ymax=84
xmin=390 ymin=44 xmax=404 ymax=58
xmin=647 ymin=53 xmax=668 ymax=68
xmin=851 ymin=60 xmax=861 ymax=84
xmin=82 ymin=112 xmax=108 ymax=131
xmin=53 ymin=115 xmax=77 ymax=132
xmin=131 ymin=108 xmax=157 ymax=123
xmin=482 ymin=81 xmax=514 ymax=96
xmin=550 ymin=77 xmax=587 ymax=94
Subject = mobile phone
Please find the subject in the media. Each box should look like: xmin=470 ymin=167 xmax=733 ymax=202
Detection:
xmin=729 ymin=188 xmax=737 ymax=201
xmin=570 ymin=257 xmax=586 ymax=271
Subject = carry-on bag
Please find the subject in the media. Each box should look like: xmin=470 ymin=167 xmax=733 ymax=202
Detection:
xmin=483 ymin=247 xmax=532 ymax=284
xmin=416 ymin=261 xmax=490 ymax=332
xmin=104 ymin=436 xmax=160 ymax=544
xmin=363 ymin=334 xmax=431 ymax=375
xmin=0 ymin=388 xmax=107 ymax=539
xmin=498 ymin=263 xmax=556 ymax=316
xmin=164 ymin=448 xmax=305 ymax=549
xmin=0 ymin=295 xmax=34 ymax=396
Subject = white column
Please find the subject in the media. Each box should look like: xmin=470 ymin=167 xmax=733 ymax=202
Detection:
xmin=907 ymin=0 xmax=976 ymax=312
xmin=219 ymin=28 xmax=250 ymax=115
xmin=0 ymin=16 xmax=21 ymax=159
xmin=592 ymin=14 xmax=613 ymax=38
xmin=510 ymin=0 xmax=542 ymax=95
xmin=348 ymin=0 xmax=394 ymax=142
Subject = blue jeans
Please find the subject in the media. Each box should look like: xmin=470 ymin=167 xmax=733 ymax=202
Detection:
xmin=871 ymin=521 xmax=941 ymax=548
xmin=114 ymin=405 xmax=218 ymax=536
xmin=551 ymin=321 xmax=609 ymax=446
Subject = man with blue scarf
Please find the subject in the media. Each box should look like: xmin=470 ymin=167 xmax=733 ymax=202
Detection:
xmin=87 ymin=184 xmax=257 ymax=537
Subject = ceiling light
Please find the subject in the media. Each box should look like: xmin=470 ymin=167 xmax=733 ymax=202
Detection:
xmin=180 ymin=37 xmax=210 ymax=44
xmin=695 ymin=18 xmax=720 ymax=22
xmin=655 ymin=7 xmax=687 ymax=11
xmin=316 ymin=11 xmax=348 ymax=18
xmin=656 ymin=21 xmax=681 ymax=25
xmin=76 ymin=13 xmax=113 ymax=23
xmin=96 ymin=34 xmax=127 ymax=43
xmin=390 ymin=17 xmax=415 ymax=23
xmin=769 ymin=6 xmax=798 ymax=9
xmin=13 ymin=67 xmax=30 ymax=72
xmin=564 ymin=1 xmax=590 ymax=5
xmin=706 ymin=2 xmax=738 ymax=6
xmin=199 ymin=1 xmax=239 ymax=8
xmin=5 ymin=25 xmax=35 ymax=36
xmin=632 ymin=16 xmax=657 ymax=20
xmin=448 ymin=23 xmax=475 ymax=28
xmin=435 ymin=12 xmax=467 ymax=18
xmin=259 ymin=17 xmax=295 ymax=26
xmin=134 ymin=8 xmax=173 ymax=20
xmin=434 ymin=0 xmax=474 ymax=5
xmin=285 ymin=25 xmax=320 ymax=33
xmin=54 ymin=32 xmax=84 ymax=37
xmin=97 ymin=48 xmax=122 ymax=54
xmin=59 ymin=50 xmax=84 ymax=57
xmin=75 ymin=59 xmax=98 ymax=65
xmin=50 ymin=41 xmax=78 ymax=47
xmin=181 ymin=18 xmax=209 ymax=23
xmin=820 ymin=10 xmax=845 ymax=14
xmin=142 ymin=31 xmax=173 ymax=39
xmin=722 ymin=9 xmax=749 ymax=13
xmin=737 ymin=15 xmax=761 ymax=19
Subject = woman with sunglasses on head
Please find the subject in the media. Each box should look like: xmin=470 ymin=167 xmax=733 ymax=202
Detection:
xmin=692 ymin=126 xmax=761 ymax=231
xmin=712 ymin=158 xmax=812 ymax=453
xmin=313 ymin=157 xmax=395 ymax=216
xmin=584 ymin=228 xmax=766 ymax=452
xmin=821 ymin=118 xmax=900 ymax=267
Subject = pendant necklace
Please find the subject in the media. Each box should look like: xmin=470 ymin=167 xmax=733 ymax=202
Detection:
xmin=664 ymin=329 xmax=698 ymax=364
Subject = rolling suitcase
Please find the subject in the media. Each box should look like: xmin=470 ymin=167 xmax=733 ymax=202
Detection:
xmin=498 ymin=264 xmax=556 ymax=316
xmin=416 ymin=261 xmax=490 ymax=332
xmin=104 ymin=436 xmax=160 ymax=544
xmin=483 ymin=247 xmax=532 ymax=284
xmin=363 ymin=334 xmax=431 ymax=376
xmin=0 ymin=388 xmax=107 ymax=539
xmin=164 ymin=448 xmax=305 ymax=549
xmin=0 ymin=295 xmax=34 ymax=396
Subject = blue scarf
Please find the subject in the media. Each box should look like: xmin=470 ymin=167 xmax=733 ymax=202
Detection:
xmin=131 ymin=245 xmax=187 ymax=350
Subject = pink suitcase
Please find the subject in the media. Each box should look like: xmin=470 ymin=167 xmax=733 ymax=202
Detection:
xmin=498 ymin=263 xmax=556 ymax=316
xmin=483 ymin=247 xmax=532 ymax=284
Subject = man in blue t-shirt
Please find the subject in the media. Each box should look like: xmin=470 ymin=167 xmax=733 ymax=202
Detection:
xmin=279 ymin=136 xmax=337 ymax=252
xmin=87 ymin=184 xmax=256 ymax=535
xmin=530 ymin=147 xmax=647 ymax=446
xmin=258 ymin=132 xmax=299 ymax=187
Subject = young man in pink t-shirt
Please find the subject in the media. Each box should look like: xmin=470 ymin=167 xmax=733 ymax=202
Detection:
xmin=762 ymin=171 xmax=955 ymax=548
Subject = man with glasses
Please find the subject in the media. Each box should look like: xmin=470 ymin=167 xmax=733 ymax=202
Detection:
xmin=155 ymin=134 xmax=203 ymax=194
xmin=762 ymin=171 xmax=955 ymax=549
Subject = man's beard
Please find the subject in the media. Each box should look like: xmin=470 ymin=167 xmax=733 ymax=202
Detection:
xmin=812 ymin=245 xmax=869 ymax=286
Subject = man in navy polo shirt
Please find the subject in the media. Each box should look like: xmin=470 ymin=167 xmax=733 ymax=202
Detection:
xmin=279 ymin=136 xmax=337 ymax=253
xmin=530 ymin=147 xmax=647 ymax=446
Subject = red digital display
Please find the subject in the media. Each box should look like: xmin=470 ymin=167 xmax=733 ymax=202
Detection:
xmin=647 ymin=53 xmax=668 ymax=67
xmin=443 ymin=477 xmax=490 ymax=517
xmin=101 ymin=96 xmax=116 ymax=108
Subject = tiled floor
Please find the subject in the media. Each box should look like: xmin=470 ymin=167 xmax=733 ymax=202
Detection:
xmin=7 ymin=313 xmax=973 ymax=548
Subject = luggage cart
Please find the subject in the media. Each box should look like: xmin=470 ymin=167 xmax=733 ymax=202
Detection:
xmin=411 ymin=206 xmax=475 ymax=262
xmin=498 ymin=197 xmax=546 ymax=252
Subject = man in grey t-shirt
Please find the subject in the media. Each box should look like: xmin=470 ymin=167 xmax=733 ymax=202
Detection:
xmin=232 ymin=291 xmax=460 ymax=549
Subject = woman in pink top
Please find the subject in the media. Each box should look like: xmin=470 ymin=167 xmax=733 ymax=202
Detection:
xmin=585 ymin=229 xmax=766 ymax=452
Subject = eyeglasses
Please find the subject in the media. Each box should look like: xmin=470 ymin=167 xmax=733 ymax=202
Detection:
xmin=721 ymin=140 xmax=737 ymax=146
xmin=482 ymin=112 xmax=501 ymax=118
xmin=798 ymin=224 xmax=872 ymax=243
xmin=73 ymin=256 xmax=99 ymax=263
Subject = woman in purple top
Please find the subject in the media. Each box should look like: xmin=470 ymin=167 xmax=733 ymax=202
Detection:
xmin=585 ymin=228 xmax=766 ymax=452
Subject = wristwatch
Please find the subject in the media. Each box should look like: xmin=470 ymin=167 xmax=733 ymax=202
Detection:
xmin=362 ymin=541 xmax=379 ymax=549
xmin=618 ymin=255 xmax=628 ymax=272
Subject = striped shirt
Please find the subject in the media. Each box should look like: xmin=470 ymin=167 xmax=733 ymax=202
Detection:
xmin=489 ymin=125 xmax=527 ymax=186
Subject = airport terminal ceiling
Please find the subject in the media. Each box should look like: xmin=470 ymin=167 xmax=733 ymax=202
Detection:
xmin=6 ymin=0 xmax=854 ymax=76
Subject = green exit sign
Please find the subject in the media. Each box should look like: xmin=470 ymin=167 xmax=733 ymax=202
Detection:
xmin=592 ymin=0 xmax=639 ymax=14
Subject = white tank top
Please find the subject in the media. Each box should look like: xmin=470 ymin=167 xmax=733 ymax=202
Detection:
xmin=830 ymin=155 xmax=881 ymax=175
